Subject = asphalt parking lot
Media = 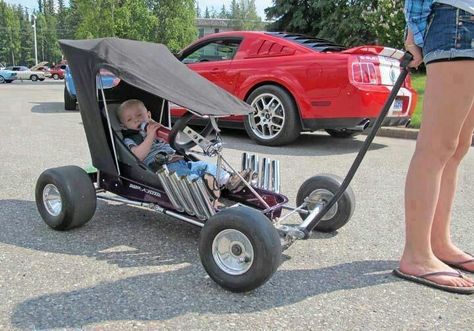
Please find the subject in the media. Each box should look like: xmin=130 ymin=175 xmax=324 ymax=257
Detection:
xmin=0 ymin=80 xmax=473 ymax=330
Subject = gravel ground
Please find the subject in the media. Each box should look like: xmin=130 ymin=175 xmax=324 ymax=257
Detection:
xmin=0 ymin=81 xmax=473 ymax=330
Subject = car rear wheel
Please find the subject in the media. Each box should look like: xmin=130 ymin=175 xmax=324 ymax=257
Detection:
xmin=64 ymin=86 xmax=77 ymax=110
xmin=52 ymin=74 xmax=59 ymax=80
xmin=0 ymin=76 xmax=5 ymax=83
xmin=35 ymin=166 xmax=97 ymax=231
xmin=244 ymin=85 xmax=301 ymax=146
xmin=30 ymin=75 xmax=38 ymax=81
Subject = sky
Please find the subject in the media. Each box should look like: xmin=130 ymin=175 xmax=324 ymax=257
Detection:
xmin=5 ymin=0 xmax=274 ymax=19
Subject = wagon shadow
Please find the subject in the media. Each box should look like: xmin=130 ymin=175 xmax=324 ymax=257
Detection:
xmin=220 ymin=129 xmax=387 ymax=157
xmin=0 ymin=199 xmax=200 ymax=268
xmin=31 ymin=101 xmax=77 ymax=113
xmin=3 ymin=200 xmax=399 ymax=329
xmin=11 ymin=259 xmax=399 ymax=329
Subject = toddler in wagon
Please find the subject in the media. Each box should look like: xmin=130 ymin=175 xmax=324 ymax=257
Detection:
xmin=117 ymin=99 xmax=252 ymax=201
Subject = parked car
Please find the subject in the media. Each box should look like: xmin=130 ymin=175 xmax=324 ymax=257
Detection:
xmin=64 ymin=66 xmax=120 ymax=110
xmin=5 ymin=66 xmax=46 ymax=81
xmin=174 ymin=31 xmax=417 ymax=145
xmin=31 ymin=62 xmax=66 ymax=80
xmin=0 ymin=69 xmax=17 ymax=83
xmin=49 ymin=64 xmax=66 ymax=80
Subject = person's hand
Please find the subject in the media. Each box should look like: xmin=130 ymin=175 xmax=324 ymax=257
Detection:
xmin=146 ymin=122 xmax=161 ymax=140
xmin=404 ymin=44 xmax=423 ymax=69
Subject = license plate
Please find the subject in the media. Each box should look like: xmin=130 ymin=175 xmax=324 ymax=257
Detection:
xmin=393 ymin=98 xmax=403 ymax=112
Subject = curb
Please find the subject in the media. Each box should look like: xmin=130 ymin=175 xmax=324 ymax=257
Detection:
xmin=363 ymin=127 xmax=474 ymax=146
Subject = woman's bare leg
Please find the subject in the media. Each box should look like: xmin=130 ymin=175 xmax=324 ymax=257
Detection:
xmin=399 ymin=61 xmax=474 ymax=287
xmin=431 ymin=101 xmax=474 ymax=270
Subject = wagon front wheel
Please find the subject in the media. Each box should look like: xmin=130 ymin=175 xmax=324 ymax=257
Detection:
xmin=296 ymin=174 xmax=355 ymax=232
xmin=35 ymin=166 xmax=97 ymax=231
xmin=199 ymin=206 xmax=281 ymax=292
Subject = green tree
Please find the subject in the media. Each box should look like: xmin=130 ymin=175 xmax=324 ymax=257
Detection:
xmin=152 ymin=0 xmax=197 ymax=52
xmin=230 ymin=0 xmax=263 ymax=31
xmin=218 ymin=4 xmax=228 ymax=19
xmin=114 ymin=0 xmax=156 ymax=41
xmin=18 ymin=7 xmax=34 ymax=66
xmin=266 ymin=0 xmax=404 ymax=48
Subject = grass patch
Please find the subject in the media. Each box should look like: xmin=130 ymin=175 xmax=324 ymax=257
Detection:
xmin=409 ymin=73 xmax=426 ymax=128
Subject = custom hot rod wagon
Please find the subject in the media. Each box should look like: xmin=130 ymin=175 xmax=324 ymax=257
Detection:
xmin=36 ymin=38 xmax=412 ymax=292
xmin=175 ymin=31 xmax=417 ymax=145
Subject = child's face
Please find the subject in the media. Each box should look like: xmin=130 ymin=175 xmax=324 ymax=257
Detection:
xmin=119 ymin=105 xmax=150 ymax=130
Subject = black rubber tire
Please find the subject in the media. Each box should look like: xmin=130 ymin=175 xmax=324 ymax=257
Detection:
xmin=52 ymin=74 xmax=59 ymax=80
xmin=199 ymin=206 xmax=281 ymax=292
xmin=39 ymin=78 xmax=45 ymax=81
xmin=244 ymin=85 xmax=301 ymax=146
xmin=0 ymin=76 xmax=5 ymax=83
xmin=30 ymin=75 xmax=38 ymax=81
xmin=168 ymin=111 xmax=215 ymax=154
xmin=296 ymin=174 xmax=355 ymax=232
xmin=64 ymin=86 xmax=77 ymax=110
xmin=325 ymin=129 xmax=359 ymax=139
xmin=35 ymin=166 xmax=97 ymax=231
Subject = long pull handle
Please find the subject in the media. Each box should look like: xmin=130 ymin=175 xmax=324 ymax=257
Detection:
xmin=300 ymin=52 xmax=413 ymax=238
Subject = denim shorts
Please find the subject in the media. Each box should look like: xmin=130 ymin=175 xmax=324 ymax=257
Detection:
xmin=423 ymin=3 xmax=474 ymax=65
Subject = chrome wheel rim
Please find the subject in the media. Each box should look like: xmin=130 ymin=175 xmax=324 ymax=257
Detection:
xmin=212 ymin=229 xmax=254 ymax=275
xmin=306 ymin=189 xmax=338 ymax=221
xmin=42 ymin=184 xmax=62 ymax=216
xmin=249 ymin=93 xmax=285 ymax=140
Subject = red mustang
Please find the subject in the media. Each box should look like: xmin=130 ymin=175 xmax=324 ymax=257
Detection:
xmin=174 ymin=31 xmax=417 ymax=146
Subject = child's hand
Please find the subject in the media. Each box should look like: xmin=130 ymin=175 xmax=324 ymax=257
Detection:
xmin=146 ymin=122 xmax=161 ymax=140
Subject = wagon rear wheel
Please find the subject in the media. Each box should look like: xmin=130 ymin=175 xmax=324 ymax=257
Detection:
xmin=296 ymin=174 xmax=355 ymax=232
xmin=64 ymin=86 xmax=77 ymax=110
xmin=35 ymin=166 xmax=97 ymax=231
xmin=199 ymin=206 xmax=281 ymax=292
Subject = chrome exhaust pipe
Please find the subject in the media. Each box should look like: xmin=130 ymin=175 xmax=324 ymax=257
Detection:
xmin=249 ymin=154 xmax=259 ymax=174
xmin=271 ymin=160 xmax=281 ymax=193
xmin=175 ymin=174 xmax=200 ymax=217
xmin=241 ymin=152 xmax=250 ymax=171
xmin=260 ymin=157 xmax=271 ymax=190
xmin=168 ymin=172 xmax=195 ymax=216
xmin=185 ymin=177 xmax=209 ymax=220
xmin=195 ymin=178 xmax=216 ymax=217
xmin=156 ymin=167 xmax=184 ymax=213
xmin=348 ymin=119 xmax=370 ymax=132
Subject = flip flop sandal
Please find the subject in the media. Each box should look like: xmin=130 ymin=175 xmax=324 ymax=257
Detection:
xmin=393 ymin=268 xmax=474 ymax=295
xmin=440 ymin=252 xmax=474 ymax=274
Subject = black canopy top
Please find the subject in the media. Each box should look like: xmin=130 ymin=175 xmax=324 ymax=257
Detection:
xmin=59 ymin=38 xmax=253 ymax=117
xmin=59 ymin=38 xmax=253 ymax=175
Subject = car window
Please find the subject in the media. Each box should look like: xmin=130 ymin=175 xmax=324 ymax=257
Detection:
xmin=182 ymin=40 xmax=241 ymax=64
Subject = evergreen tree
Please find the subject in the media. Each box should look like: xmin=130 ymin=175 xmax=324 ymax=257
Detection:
xmin=218 ymin=4 xmax=228 ymax=19
xmin=152 ymin=0 xmax=197 ymax=52
xmin=196 ymin=1 xmax=201 ymax=18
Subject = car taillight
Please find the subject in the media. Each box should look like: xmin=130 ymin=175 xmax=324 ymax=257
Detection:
xmin=404 ymin=74 xmax=413 ymax=89
xmin=351 ymin=62 xmax=380 ymax=84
